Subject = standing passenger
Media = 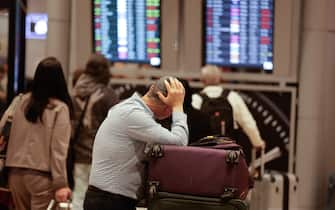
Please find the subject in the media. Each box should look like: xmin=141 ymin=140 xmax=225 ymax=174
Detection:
xmin=71 ymin=54 xmax=119 ymax=210
xmin=84 ymin=76 xmax=188 ymax=210
xmin=0 ymin=57 xmax=73 ymax=210
xmin=192 ymin=65 xmax=265 ymax=149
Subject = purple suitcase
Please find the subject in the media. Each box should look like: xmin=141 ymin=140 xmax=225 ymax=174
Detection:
xmin=147 ymin=143 xmax=251 ymax=200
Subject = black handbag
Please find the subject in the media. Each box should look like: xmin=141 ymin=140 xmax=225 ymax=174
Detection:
xmin=0 ymin=94 xmax=23 ymax=188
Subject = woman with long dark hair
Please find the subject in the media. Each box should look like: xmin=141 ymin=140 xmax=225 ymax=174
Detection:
xmin=0 ymin=57 xmax=73 ymax=210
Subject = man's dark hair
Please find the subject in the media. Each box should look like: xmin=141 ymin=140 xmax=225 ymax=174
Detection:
xmin=85 ymin=53 xmax=110 ymax=85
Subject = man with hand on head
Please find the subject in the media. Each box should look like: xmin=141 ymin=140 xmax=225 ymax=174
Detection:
xmin=84 ymin=76 xmax=188 ymax=210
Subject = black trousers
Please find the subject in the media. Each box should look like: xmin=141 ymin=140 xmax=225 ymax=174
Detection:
xmin=84 ymin=185 xmax=137 ymax=210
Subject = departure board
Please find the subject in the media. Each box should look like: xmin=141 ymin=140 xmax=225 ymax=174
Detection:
xmin=93 ymin=0 xmax=161 ymax=66
xmin=204 ymin=0 xmax=274 ymax=70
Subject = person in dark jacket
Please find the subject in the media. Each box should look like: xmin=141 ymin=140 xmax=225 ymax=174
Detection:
xmin=179 ymin=79 xmax=212 ymax=144
xmin=71 ymin=54 xmax=119 ymax=210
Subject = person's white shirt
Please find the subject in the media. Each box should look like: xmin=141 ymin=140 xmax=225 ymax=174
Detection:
xmin=192 ymin=85 xmax=264 ymax=147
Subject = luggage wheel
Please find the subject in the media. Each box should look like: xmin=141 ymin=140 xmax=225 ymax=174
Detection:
xmin=148 ymin=181 xmax=159 ymax=199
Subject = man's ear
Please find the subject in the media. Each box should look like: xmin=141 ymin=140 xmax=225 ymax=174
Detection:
xmin=149 ymin=84 xmax=155 ymax=92
xmin=148 ymin=84 xmax=156 ymax=97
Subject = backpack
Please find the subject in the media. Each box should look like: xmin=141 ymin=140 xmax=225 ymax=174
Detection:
xmin=199 ymin=89 xmax=234 ymax=137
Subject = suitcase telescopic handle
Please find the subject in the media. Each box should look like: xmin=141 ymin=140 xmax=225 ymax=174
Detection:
xmin=251 ymin=148 xmax=265 ymax=178
xmin=47 ymin=199 xmax=72 ymax=210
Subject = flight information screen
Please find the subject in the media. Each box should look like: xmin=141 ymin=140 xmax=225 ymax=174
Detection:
xmin=93 ymin=0 xmax=161 ymax=67
xmin=204 ymin=0 xmax=274 ymax=71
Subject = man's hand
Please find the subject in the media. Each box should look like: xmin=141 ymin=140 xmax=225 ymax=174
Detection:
xmin=55 ymin=187 xmax=71 ymax=202
xmin=253 ymin=140 xmax=266 ymax=150
xmin=90 ymin=88 xmax=104 ymax=104
xmin=157 ymin=77 xmax=185 ymax=112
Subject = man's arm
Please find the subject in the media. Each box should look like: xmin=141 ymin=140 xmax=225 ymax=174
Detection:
xmin=230 ymin=92 xmax=265 ymax=149
xmin=127 ymin=110 xmax=188 ymax=146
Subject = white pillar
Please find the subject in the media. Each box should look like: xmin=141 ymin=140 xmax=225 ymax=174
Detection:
xmin=46 ymin=0 xmax=71 ymax=80
xmin=68 ymin=0 xmax=92 ymax=78
xmin=296 ymin=0 xmax=335 ymax=209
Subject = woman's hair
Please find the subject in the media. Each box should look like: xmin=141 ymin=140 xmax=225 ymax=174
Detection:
xmin=25 ymin=57 xmax=73 ymax=123
xmin=85 ymin=53 xmax=111 ymax=85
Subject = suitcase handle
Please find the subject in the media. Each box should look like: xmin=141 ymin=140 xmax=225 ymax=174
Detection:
xmin=47 ymin=199 xmax=72 ymax=210
xmin=190 ymin=136 xmax=241 ymax=151
xmin=190 ymin=135 xmax=236 ymax=147
xmin=250 ymin=148 xmax=265 ymax=178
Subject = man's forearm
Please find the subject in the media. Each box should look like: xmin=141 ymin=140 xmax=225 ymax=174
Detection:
xmin=172 ymin=105 xmax=184 ymax=113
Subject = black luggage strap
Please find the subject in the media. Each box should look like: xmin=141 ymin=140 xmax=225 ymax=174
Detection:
xmin=221 ymin=89 xmax=230 ymax=98
xmin=190 ymin=135 xmax=235 ymax=147
xmin=72 ymin=96 xmax=90 ymax=146
xmin=199 ymin=91 xmax=210 ymax=102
